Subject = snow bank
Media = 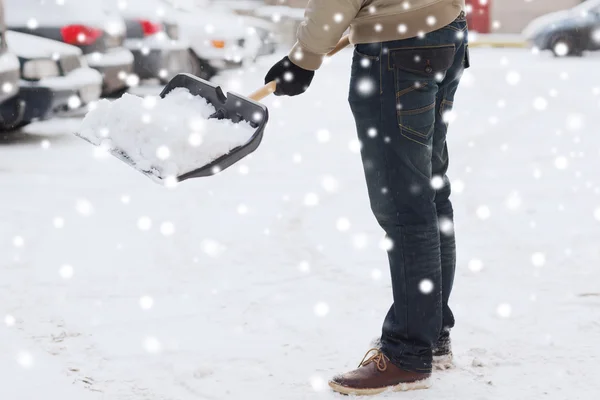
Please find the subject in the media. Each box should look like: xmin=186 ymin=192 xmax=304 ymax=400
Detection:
xmin=78 ymin=88 xmax=256 ymax=181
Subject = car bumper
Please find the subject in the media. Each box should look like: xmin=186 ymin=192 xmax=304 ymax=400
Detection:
xmin=18 ymin=68 xmax=103 ymax=122
xmin=127 ymin=44 xmax=189 ymax=81
xmin=86 ymin=47 xmax=134 ymax=95
xmin=0 ymin=54 xmax=24 ymax=129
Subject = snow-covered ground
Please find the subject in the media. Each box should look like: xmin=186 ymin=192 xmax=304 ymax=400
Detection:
xmin=1 ymin=48 xmax=600 ymax=399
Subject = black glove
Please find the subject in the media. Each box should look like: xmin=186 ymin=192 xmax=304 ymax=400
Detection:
xmin=264 ymin=56 xmax=315 ymax=96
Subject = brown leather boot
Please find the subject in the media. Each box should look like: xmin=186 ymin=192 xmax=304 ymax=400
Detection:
xmin=328 ymin=349 xmax=432 ymax=396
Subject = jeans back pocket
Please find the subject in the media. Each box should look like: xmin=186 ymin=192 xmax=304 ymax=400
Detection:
xmin=389 ymin=45 xmax=456 ymax=146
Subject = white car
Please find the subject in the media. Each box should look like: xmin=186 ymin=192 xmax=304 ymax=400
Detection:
xmin=4 ymin=0 xmax=134 ymax=95
xmin=99 ymin=0 xmax=191 ymax=83
xmin=153 ymin=0 xmax=265 ymax=78
xmin=6 ymin=31 xmax=102 ymax=125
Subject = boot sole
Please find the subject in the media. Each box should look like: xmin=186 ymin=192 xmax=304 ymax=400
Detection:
xmin=328 ymin=377 xmax=432 ymax=396
xmin=433 ymin=354 xmax=454 ymax=371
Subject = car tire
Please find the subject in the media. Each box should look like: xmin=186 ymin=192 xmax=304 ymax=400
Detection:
xmin=188 ymin=50 xmax=217 ymax=81
xmin=550 ymin=35 xmax=583 ymax=57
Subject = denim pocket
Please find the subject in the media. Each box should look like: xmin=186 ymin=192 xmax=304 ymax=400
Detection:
xmin=390 ymin=45 xmax=455 ymax=146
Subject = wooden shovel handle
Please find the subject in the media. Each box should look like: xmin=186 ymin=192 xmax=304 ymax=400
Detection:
xmin=249 ymin=81 xmax=277 ymax=102
xmin=249 ymin=35 xmax=351 ymax=102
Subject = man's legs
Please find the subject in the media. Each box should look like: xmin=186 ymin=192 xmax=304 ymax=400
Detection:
xmin=348 ymin=18 xmax=468 ymax=373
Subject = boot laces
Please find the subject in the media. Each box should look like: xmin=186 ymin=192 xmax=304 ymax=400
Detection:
xmin=359 ymin=348 xmax=388 ymax=372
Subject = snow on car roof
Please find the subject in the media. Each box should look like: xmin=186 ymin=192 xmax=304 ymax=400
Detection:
xmin=6 ymin=30 xmax=82 ymax=59
xmin=4 ymin=0 xmax=116 ymax=27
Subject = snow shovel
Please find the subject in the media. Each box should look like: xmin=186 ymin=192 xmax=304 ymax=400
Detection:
xmin=78 ymin=35 xmax=351 ymax=184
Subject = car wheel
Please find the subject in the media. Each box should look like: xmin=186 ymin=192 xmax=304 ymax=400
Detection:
xmin=188 ymin=50 xmax=217 ymax=81
xmin=550 ymin=35 xmax=582 ymax=57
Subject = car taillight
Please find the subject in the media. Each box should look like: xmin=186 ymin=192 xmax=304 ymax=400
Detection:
xmin=138 ymin=19 xmax=163 ymax=36
xmin=61 ymin=25 xmax=103 ymax=46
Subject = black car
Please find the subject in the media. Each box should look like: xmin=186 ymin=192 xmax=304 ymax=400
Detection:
xmin=523 ymin=0 xmax=600 ymax=57
xmin=4 ymin=0 xmax=134 ymax=95
xmin=0 ymin=0 xmax=23 ymax=131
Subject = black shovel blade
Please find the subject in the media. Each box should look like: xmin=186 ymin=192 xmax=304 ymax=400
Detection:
xmin=160 ymin=73 xmax=269 ymax=182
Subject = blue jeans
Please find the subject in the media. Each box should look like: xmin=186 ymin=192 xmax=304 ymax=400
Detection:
xmin=348 ymin=14 xmax=468 ymax=373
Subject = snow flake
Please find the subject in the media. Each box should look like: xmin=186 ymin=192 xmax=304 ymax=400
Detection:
xmin=366 ymin=268 xmax=381 ymax=282
xmin=553 ymin=42 xmax=569 ymax=57
xmin=143 ymin=337 xmax=162 ymax=354
xmin=139 ymin=296 xmax=154 ymax=310
xmin=360 ymin=57 xmax=371 ymax=68
xmin=431 ymin=175 xmax=444 ymax=190
xmin=533 ymin=168 xmax=542 ymax=179
xmin=352 ymin=233 xmax=368 ymax=249
xmin=56 ymin=0 xmax=65 ymax=4
xmin=310 ymin=376 xmax=327 ymax=391
xmin=468 ymin=259 xmax=483 ymax=272
xmin=293 ymin=153 xmax=302 ymax=163
xmin=419 ymin=279 xmax=434 ymax=294
xmin=201 ymin=239 xmax=225 ymax=258
xmin=188 ymin=133 xmax=203 ymax=147
xmin=59 ymin=264 xmax=74 ymax=280
xmin=237 ymin=204 xmax=248 ymax=215
xmin=398 ymin=24 xmax=408 ymax=34
xmin=188 ymin=117 xmax=205 ymax=132
xmin=16 ymin=351 xmax=34 ymax=368
xmin=304 ymin=193 xmax=319 ymax=206
xmin=27 ymin=18 xmax=38 ymax=29
xmin=141 ymin=47 xmax=150 ymax=56
xmin=374 ymin=23 xmax=383 ymax=32
xmin=2 ymin=82 xmax=13 ymax=93
xmin=492 ymin=20 xmax=501 ymax=30
xmin=417 ymin=31 xmax=426 ymax=39
xmin=531 ymin=252 xmax=546 ymax=268
xmin=5 ymin=314 xmax=15 ymax=327
xmin=506 ymin=191 xmax=522 ymax=210
xmin=496 ymin=303 xmax=512 ymax=318
xmin=336 ymin=217 xmax=351 ymax=232
xmin=137 ymin=216 xmax=152 ymax=231
xmin=316 ymin=129 xmax=330 ymax=143
xmin=533 ymin=97 xmax=548 ymax=111
xmin=160 ymin=221 xmax=175 ymax=236
xmin=438 ymin=217 xmax=454 ymax=235
xmin=76 ymin=199 xmax=93 ymax=216
xmin=554 ymin=156 xmax=568 ymax=170
xmin=505 ymin=71 xmax=521 ymax=86
xmin=126 ymin=74 xmax=140 ymax=87
xmin=476 ymin=206 xmax=491 ymax=220
xmin=141 ymin=114 xmax=151 ymax=124
xmin=402 ymin=1 xmax=411 ymax=10
xmin=283 ymin=71 xmax=294 ymax=82
xmin=53 ymin=217 xmax=65 ymax=228
xmin=314 ymin=302 xmax=330 ymax=317
xmin=442 ymin=109 xmax=457 ymax=124
xmin=367 ymin=127 xmax=377 ymax=138
xmin=143 ymin=96 xmax=158 ymax=109
xmin=426 ymin=16 xmax=437 ymax=26
xmin=158 ymin=69 xmax=168 ymax=79
xmin=356 ymin=77 xmax=376 ymax=96
xmin=452 ymin=179 xmax=465 ymax=193
xmin=298 ymin=261 xmax=310 ymax=273
xmin=593 ymin=207 xmax=600 ymax=222
xmin=333 ymin=13 xmax=344 ymax=23
xmin=156 ymin=146 xmax=170 ymax=160
xmin=456 ymin=30 xmax=465 ymax=39
xmin=121 ymin=195 xmax=131 ymax=204
xmin=379 ymin=237 xmax=394 ymax=251
xmin=41 ymin=139 xmax=51 ymax=149
xmin=566 ymin=114 xmax=584 ymax=130
xmin=13 ymin=236 xmax=24 ymax=247
xmin=348 ymin=139 xmax=362 ymax=153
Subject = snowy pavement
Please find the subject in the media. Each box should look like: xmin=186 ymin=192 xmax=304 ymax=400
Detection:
xmin=1 ymin=48 xmax=600 ymax=400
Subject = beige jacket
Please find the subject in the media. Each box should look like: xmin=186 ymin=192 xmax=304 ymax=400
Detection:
xmin=289 ymin=0 xmax=465 ymax=70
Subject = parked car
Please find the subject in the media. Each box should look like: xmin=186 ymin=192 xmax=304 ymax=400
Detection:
xmin=100 ymin=0 xmax=190 ymax=83
xmin=523 ymin=0 xmax=600 ymax=57
xmin=6 ymin=31 xmax=102 ymax=127
xmin=156 ymin=0 xmax=265 ymax=79
xmin=0 ymin=0 xmax=23 ymax=131
xmin=4 ymin=0 xmax=134 ymax=95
